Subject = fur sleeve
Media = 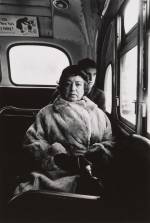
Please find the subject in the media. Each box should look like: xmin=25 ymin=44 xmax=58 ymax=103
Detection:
xmin=23 ymin=109 xmax=55 ymax=171
xmin=101 ymin=113 xmax=115 ymax=150
xmin=24 ymin=110 xmax=50 ymax=154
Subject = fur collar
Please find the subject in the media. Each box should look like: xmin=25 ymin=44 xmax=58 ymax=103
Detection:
xmin=53 ymin=96 xmax=97 ymax=112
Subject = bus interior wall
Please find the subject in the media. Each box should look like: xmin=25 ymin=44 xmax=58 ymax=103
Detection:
xmin=0 ymin=0 xmax=150 ymax=222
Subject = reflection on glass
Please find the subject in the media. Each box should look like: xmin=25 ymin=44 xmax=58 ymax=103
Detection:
xmin=9 ymin=45 xmax=69 ymax=85
xmin=120 ymin=47 xmax=137 ymax=125
xmin=104 ymin=64 xmax=112 ymax=113
xmin=124 ymin=0 xmax=139 ymax=33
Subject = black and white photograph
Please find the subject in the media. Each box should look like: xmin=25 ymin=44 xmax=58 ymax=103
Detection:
xmin=0 ymin=0 xmax=149 ymax=222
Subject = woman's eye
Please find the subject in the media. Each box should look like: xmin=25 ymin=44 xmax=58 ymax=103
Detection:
xmin=76 ymin=83 xmax=82 ymax=87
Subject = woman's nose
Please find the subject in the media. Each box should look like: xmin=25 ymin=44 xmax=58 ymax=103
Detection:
xmin=71 ymin=82 xmax=76 ymax=91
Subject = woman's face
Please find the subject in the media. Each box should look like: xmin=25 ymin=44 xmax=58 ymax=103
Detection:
xmin=63 ymin=75 xmax=85 ymax=102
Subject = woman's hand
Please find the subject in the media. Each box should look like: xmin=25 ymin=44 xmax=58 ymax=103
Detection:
xmin=54 ymin=154 xmax=92 ymax=176
xmin=85 ymin=143 xmax=112 ymax=164
xmin=48 ymin=142 xmax=67 ymax=156
xmin=89 ymin=143 xmax=112 ymax=156
xmin=54 ymin=153 xmax=78 ymax=173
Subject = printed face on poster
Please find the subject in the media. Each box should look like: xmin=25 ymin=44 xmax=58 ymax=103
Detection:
xmin=0 ymin=15 xmax=39 ymax=36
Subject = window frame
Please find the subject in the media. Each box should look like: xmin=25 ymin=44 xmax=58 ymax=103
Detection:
xmin=145 ymin=0 xmax=150 ymax=138
xmin=116 ymin=0 xmax=140 ymax=133
xmin=7 ymin=43 xmax=71 ymax=87
xmin=116 ymin=0 xmax=149 ymax=136
xmin=104 ymin=63 xmax=113 ymax=114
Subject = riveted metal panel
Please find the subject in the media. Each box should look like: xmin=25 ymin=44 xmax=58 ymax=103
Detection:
xmin=0 ymin=0 xmax=50 ymax=7
xmin=0 ymin=5 xmax=51 ymax=17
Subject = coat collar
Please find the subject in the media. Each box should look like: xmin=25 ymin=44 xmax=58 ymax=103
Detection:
xmin=53 ymin=96 xmax=97 ymax=112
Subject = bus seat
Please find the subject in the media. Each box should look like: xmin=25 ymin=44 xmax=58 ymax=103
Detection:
xmin=7 ymin=190 xmax=101 ymax=222
xmin=0 ymin=87 xmax=54 ymax=109
xmin=110 ymin=134 xmax=150 ymax=221
xmin=0 ymin=106 xmax=39 ymax=202
xmin=0 ymin=106 xmax=150 ymax=222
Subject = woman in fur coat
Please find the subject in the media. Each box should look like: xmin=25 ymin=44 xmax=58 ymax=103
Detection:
xmin=15 ymin=65 xmax=114 ymax=196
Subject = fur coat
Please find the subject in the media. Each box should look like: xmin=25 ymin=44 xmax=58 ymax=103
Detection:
xmin=14 ymin=96 xmax=113 ymax=196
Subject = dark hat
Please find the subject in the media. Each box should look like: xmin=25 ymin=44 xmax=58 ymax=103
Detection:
xmin=59 ymin=64 xmax=88 ymax=85
xmin=78 ymin=58 xmax=96 ymax=69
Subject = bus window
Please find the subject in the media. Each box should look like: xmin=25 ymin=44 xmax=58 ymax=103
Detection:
xmin=9 ymin=45 xmax=70 ymax=86
xmin=123 ymin=0 xmax=139 ymax=33
xmin=117 ymin=0 xmax=138 ymax=129
xmin=104 ymin=64 xmax=112 ymax=114
xmin=147 ymin=36 xmax=150 ymax=134
xmin=120 ymin=46 xmax=137 ymax=126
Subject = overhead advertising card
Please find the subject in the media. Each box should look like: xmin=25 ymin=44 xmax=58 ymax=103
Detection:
xmin=0 ymin=15 xmax=39 ymax=36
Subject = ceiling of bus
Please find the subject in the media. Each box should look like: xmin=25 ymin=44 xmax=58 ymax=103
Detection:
xmin=0 ymin=0 xmax=106 ymax=44
xmin=0 ymin=0 xmax=106 ymax=10
xmin=0 ymin=0 xmax=124 ymax=48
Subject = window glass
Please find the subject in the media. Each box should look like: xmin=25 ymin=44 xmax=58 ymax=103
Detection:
xmin=120 ymin=46 xmax=137 ymax=125
xmin=147 ymin=36 xmax=150 ymax=134
xmin=9 ymin=45 xmax=70 ymax=85
xmin=124 ymin=0 xmax=139 ymax=33
xmin=148 ymin=79 xmax=150 ymax=134
xmin=104 ymin=64 xmax=112 ymax=113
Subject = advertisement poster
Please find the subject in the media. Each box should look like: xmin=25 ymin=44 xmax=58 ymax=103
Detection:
xmin=0 ymin=15 xmax=39 ymax=36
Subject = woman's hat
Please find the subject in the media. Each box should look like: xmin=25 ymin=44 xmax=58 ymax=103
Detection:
xmin=59 ymin=64 xmax=88 ymax=84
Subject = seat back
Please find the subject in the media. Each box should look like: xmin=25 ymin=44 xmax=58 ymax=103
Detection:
xmin=111 ymin=134 xmax=150 ymax=220
xmin=0 ymin=106 xmax=39 ymax=202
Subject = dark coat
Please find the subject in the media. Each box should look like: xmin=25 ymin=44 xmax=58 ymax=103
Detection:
xmin=88 ymin=86 xmax=106 ymax=111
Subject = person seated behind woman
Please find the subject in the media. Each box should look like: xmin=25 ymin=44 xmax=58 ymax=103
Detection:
xmin=78 ymin=58 xmax=106 ymax=111
xmin=50 ymin=59 xmax=106 ymax=111
xmin=14 ymin=65 xmax=114 ymax=196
